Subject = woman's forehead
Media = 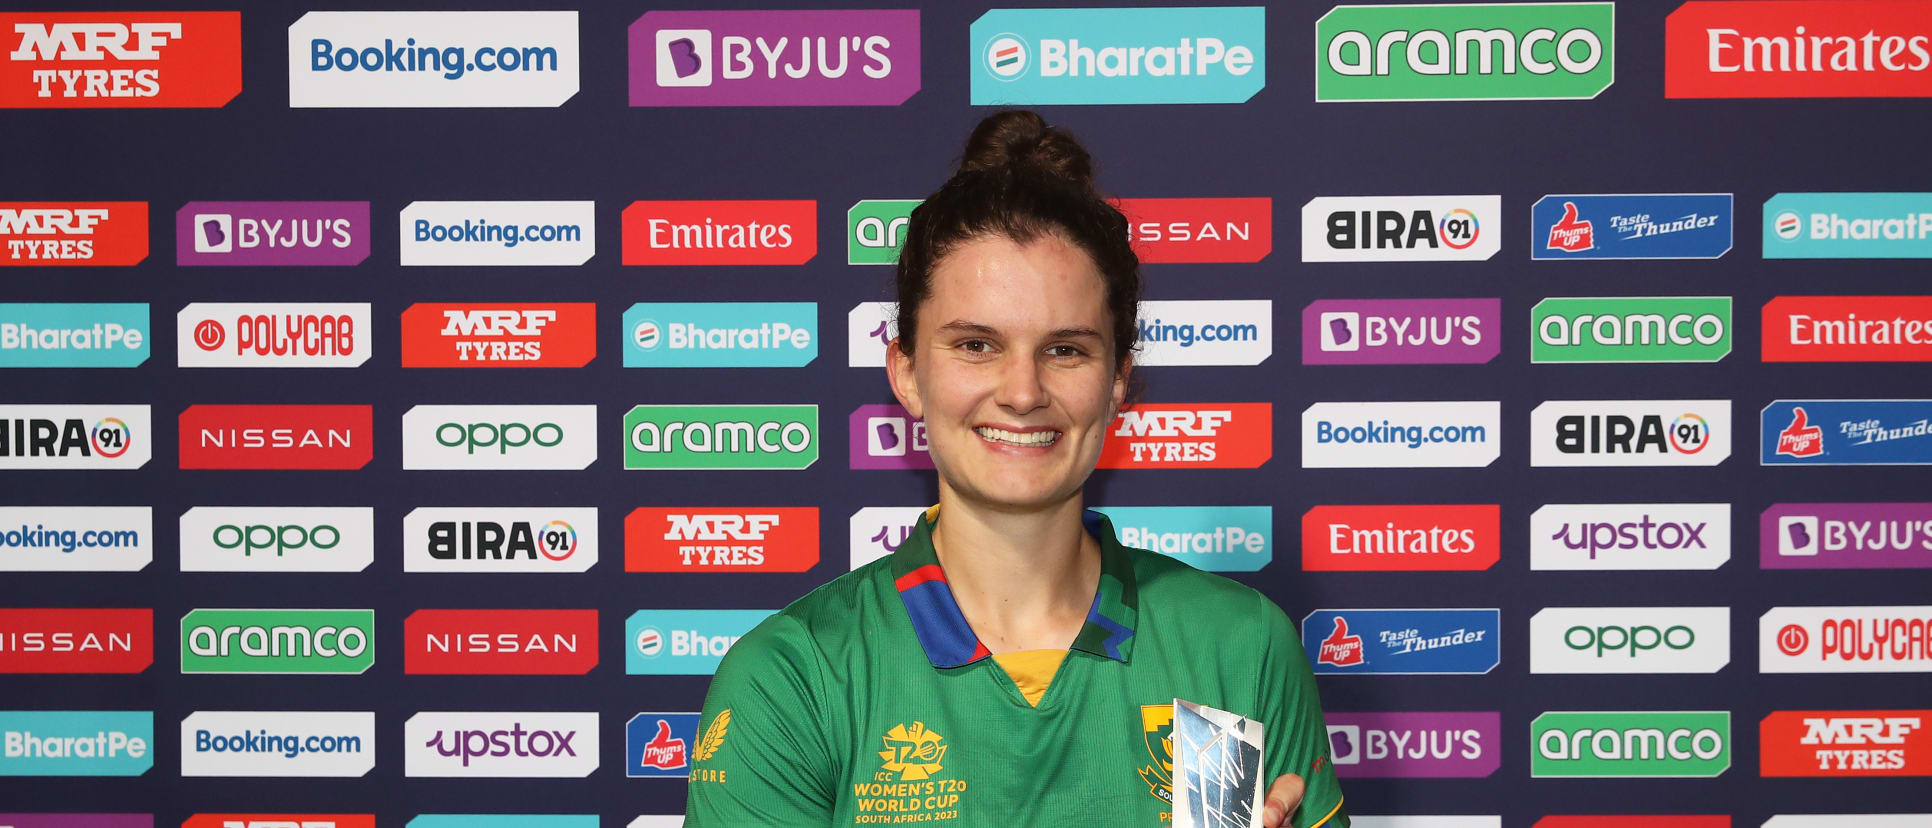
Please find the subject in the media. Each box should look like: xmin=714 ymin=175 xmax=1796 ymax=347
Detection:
xmin=925 ymin=234 xmax=1111 ymax=332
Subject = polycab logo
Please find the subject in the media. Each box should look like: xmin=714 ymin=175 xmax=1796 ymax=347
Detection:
xmin=401 ymin=405 xmax=597 ymax=471
xmin=1091 ymin=505 xmax=1272 ymax=572
xmin=849 ymin=506 xmax=926 ymax=570
xmin=1324 ymin=712 xmax=1500 ymax=778
xmin=622 ymin=200 xmax=816 ymax=266
xmin=179 ymin=609 xmax=374 ymax=675
xmin=1764 ymin=296 xmax=1932 ymax=362
xmin=289 ymin=12 xmax=580 ymax=108
xmin=1760 ymin=605 xmax=1932 ymax=673
xmin=848 ymin=200 xmax=919 ymax=264
xmin=625 ymin=404 xmax=818 ymax=471
xmin=1302 ymin=299 xmax=1500 ymax=366
xmin=1301 ymin=505 xmax=1499 ymax=572
xmin=1100 ymin=403 xmax=1271 ymax=469
xmin=0 ymin=609 xmax=152 ymax=674
xmin=402 ymin=303 xmax=595 ymax=368
xmin=1317 ymin=3 xmax=1615 ymax=102
xmin=179 ymin=711 xmax=375 ymax=778
xmin=629 ymin=10 xmax=920 ymax=106
xmin=1764 ymin=193 xmax=1932 ymax=258
xmin=1762 ymin=399 xmax=1932 ymax=465
xmin=0 ymin=405 xmax=151 ymax=470
xmin=1530 ymin=607 xmax=1731 ymax=674
xmin=1530 ymin=503 xmax=1731 ymax=571
xmin=404 ymin=711 xmax=598 ymax=777
xmin=185 ymin=816 xmax=373 ymax=828
xmin=177 ymin=303 xmax=371 ymax=368
xmin=1117 ymin=197 xmax=1273 ymax=263
xmin=1136 ymin=300 xmax=1271 ymax=367
xmin=625 ymin=609 xmax=774 ymax=675
xmin=176 ymin=202 xmax=370 ymax=266
xmin=402 ymin=507 xmax=598 ymax=574
xmin=0 ymin=710 xmax=153 ymax=776
xmin=404 ymin=609 xmax=598 ymax=676
xmin=622 ymin=302 xmax=815 ymax=369
xmin=1302 ymin=608 xmax=1500 ymax=675
xmin=1531 ymin=297 xmax=1732 ymax=364
xmin=1302 ymin=401 xmax=1501 ymax=469
xmin=1531 ymin=195 xmax=1733 ymax=260
xmin=1 ymin=12 xmax=240 ymax=108
xmin=1667 ymin=1 xmax=1932 ymax=98
xmin=969 ymin=7 xmax=1264 ymax=105
xmin=399 ymin=201 xmax=595 ymax=267
xmin=1761 ymin=709 xmax=1929 ymax=777
xmin=178 ymin=506 xmax=375 ymax=573
xmin=1762 ymin=503 xmax=1932 ymax=570
xmin=0 ymin=302 xmax=149 ymax=368
xmin=179 ymin=405 xmax=372 ymax=470
xmin=625 ymin=507 xmax=819 ymax=573
xmin=0 ymin=202 xmax=147 ymax=266
xmin=1531 ymin=711 xmax=1731 ymax=778
xmin=1301 ymin=196 xmax=1501 ymax=262
xmin=850 ymin=404 xmax=929 ymax=470
xmin=625 ymin=713 xmax=698 ymax=778
xmin=0 ymin=505 xmax=152 ymax=572
xmin=1531 ymin=400 xmax=1732 ymax=467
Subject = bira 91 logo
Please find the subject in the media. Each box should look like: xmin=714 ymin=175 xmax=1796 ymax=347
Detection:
xmin=1302 ymin=401 xmax=1501 ymax=469
xmin=849 ymin=505 xmax=926 ymax=570
xmin=1091 ymin=505 xmax=1273 ymax=573
xmin=1 ymin=12 xmax=240 ymax=107
xmin=1303 ymin=298 xmax=1500 ymax=366
xmin=1531 ymin=297 xmax=1733 ymax=364
xmin=0 ymin=404 xmax=151 ymax=470
xmin=1117 ymin=197 xmax=1273 ymax=263
xmin=1301 ymin=196 xmax=1501 ymax=262
xmin=1301 ymin=505 xmax=1499 ymax=572
xmin=177 ymin=506 xmax=376 ymax=573
xmin=289 ymin=11 xmax=580 ymax=108
xmin=1762 ymin=502 xmax=1932 ymax=570
xmin=184 ymin=816 xmax=374 ymax=828
xmin=178 ymin=405 xmax=372 ymax=470
xmin=0 ymin=608 xmax=152 ymax=674
xmin=1666 ymin=1 xmax=1932 ymax=98
xmin=177 ymin=303 xmax=371 ymax=368
xmin=1531 ymin=711 xmax=1731 ymax=778
xmin=1763 ymin=296 xmax=1932 ymax=362
xmin=625 ymin=507 xmax=819 ymax=573
xmin=1302 ymin=608 xmax=1500 ymax=675
xmin=1530 ymin=503 xmax=1732 ymax=571
xmin=179 ymin=710 xmax=376 ymax=778
xmin=1099 ymin=403 xmax=1271 ymax=469
xmin=1760 ymin=605 xmax=1932 ymax=673
xmin=625 ymin=712 xmax=699 ymax=778
xmin=405 ymin=711 xmax=598 ymax=778
xmin=179 ymin=609 xmax=374 ymax=675
xmin=625 ymin=404 xmax=818 ymax=470
xmin=0 ymin=505 xmax=153 ymax=572
xmin=621 ymin=200 xmax=816 ymax=266
xmin=1762 ymin=399 xmax=1932 ymax=465
xmin=1324 ymin=711 xmax=1501 ymax=778
xmin=622 ymin=302 xmax=816 ymax=368
xmin=1532 ymin=194 xmax=1733 ymax=260
xmin=1531 ymin=400 xmax=1732 ymax=467
xmin=0 ymin=302 xmax=149 ymax=368
xmin=629 ymin=10 xmax=920 ymax=106
xmin=0 ymin=710 xmax=153 ymax=776
xmin=404 ymin=609 xmax=598 ymax=676
xmin=0 ymin=202 xmax=147 ymax=266
xmin=1317 ymin=3 xmax=1615 ymax=102
xmin=1530 ymin=607 xmax=1731 ymax=674
xmin=401 ymin=302 xmax=596 ymax=368
xmin=625 ymin=609 xmax=774 ymax=675
xmin=176 ymin=202 xmax=370 ymax=267
xmin=970 ymin=7 xmax=1264 ymax=105
xmin=1761 ymin=709 xmax=1929 ymax=777
xmin=1764 ymin=193 xmax=1932 ymax=259
xmin=401 ymin=404 xmax=597 ymax=471
xmin=401 ymin=507 xmax=598 ymax=574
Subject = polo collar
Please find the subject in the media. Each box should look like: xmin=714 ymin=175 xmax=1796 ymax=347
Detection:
xmin=891 ymin=505 xmax=1140 ymax=669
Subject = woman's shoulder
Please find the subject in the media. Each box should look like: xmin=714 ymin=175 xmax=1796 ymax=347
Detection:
xmin=725 ymin=555 xmax=896 ymax=663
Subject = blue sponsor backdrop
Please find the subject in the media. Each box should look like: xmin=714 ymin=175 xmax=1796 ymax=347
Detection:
xmin=1761 ymin=399 xmax=1932 ymax=466
xmin=1529 ymin=194 xmax=1733 ymax=260
xmin=1302 ymin=609 xmax=1501 ymax=675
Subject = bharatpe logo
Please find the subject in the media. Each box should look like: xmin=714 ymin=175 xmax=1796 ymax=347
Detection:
xmin=177 ymin=303 xmax=370 ymax=369
xmin=1303 ymin=298 xmax=1500 ymax=366
xmin=1759 ymin=605 xmax=1932 ymax=673
xmin=1763 ymin=295 xmax=1932 ymax=363
xmin=1119 ymin=197 xmax=1274 ymax=263
xmin=0 ymin=710 xmax=152 ymax=776
xmin=0 ymin=303 xmax=148 ymax=368
xmin=621 ymin=200 xmax=816 ymax=266
xmin=1763 ymin=399 xmax=1932 ymax=465
xmin=405 ymin=711 xmax=598 ymax=778
xmin=1666 ymin=1 xmax=1932 ymax=99
xmin=1532 ymin=194 xmax=1732 ymax=260
xmin=0 ymin=608 xmax=153 ymax=675
xmin=177 ymin=506 xmax=375 ymax=573
xmin=1301 ymin=505 xmax=1500 ymax=572
xmin=1531 ymin=297 xmax=1732 ymax=364
xmin=178 ymin=405 xmax=372 ymax=471
xmin=628 ymin=10 xmax=920 ymax=106
xmin=1136 ymin=300 xmax=1271 ymax=367
xmin=1324 ymin=712 xmax=1501 ymax=778
xmin=1302 ymin=608 xmax=1500 ymax=675
xmin=624 ymin=404 xmax=818 ymax=471
xmin=1530 ymin=607 xmax=1731 ymax=674
xmin=1 ymin=12 xmax=240 ymax=108
xmin=1760 ymin=708 xmax=1930 ymax=777
xmin=849 ymin=506 xmax=925 ymax=570
xmin=404 ymin=609 xmax=598 ymax=676
xmin=402 ymin=507 xmax=598 ymax=574
xmin=401 ymin=302 xmax=596 ymax=368
xmin=1530 ymin=503 xmax=1731 ymax=571
xmin=1302 ymin=401 xmax=1501 ymax=468
xmin=1531 ymin=711 xmax=1730 ymax=777
xmin=399 ymin=201 xmax=594 ymax=267
xmin=625 ymin=507 xmax=820 ymax=573
xmin=178 ymin=609 xmax=374 ymax=675
xmin=400 ymin=404 xmax=597 ymax=471
xmin=176 ymin=202 xmax=369 ymax=266
xmin=625 ymin=609 xmax=774 ymax=675
xmin=626 ymin=712 xmax=699 ymax=778
xmin=0 ymin=405 xmax=151 ymax=470
xmin=0 ymin=506 xmax=152 ymax=572
xmin=1762 ymin=502 xmax=1932 ymax=570
xmin=1100 ymin=402 xmax=1272 ymax=469
xmin=289 ymin=11 xmax=579 ymax=108
xmin=1302 ymin=196 xmax=1501 ymax=262
xmin=1317 ymin=3 xmax=1615 ymax=102
xmin=848 ymin=199 xmax=918 ymax=264
xmin=1092 ymin=506 xmax=1272 ymax=572
xmin=623 ymin=302 xmax=816 ymax=368
xmin=850 ymin=403 xmax=927 ymax=469
xmin=1764 ymin=193 xmax=1932 ymax=258
xmin=1531 ymin=400 xmax=1731 ymax=467
xmin=970 ymin=7 xmax=1264 ymax=105
xmin=179 ymin=710 xmax=374 ymax=778
xmin=0 ymin=201 xmax=148 ymax=266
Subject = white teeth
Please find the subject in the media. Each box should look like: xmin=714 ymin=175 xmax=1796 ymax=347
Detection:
xmin=975 ymin=426 xmax=1060 ymax=446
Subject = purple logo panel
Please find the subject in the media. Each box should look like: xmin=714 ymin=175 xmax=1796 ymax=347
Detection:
xmin=0 ymin=817 xmax=153 ymax=828
xmin=850 ymin=403 xmax=931 ymax=470
xmin=1323 ymin=712 xmax=1500 ymax=778
xmin=628 ymin=10 xmax=921 ymax=107
xmin=174 ymin=201 xmax=370 ymax=266
xmin=1761 ymin=502 xmax=1932 ymax=570
xmin=1302 ymin=298 xmax=1501 ymax=365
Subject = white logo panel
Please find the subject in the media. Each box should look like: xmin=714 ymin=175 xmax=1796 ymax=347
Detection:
xmin=398 ymin=201 xmax=595 ymax=266
xmin=1300 ymin=196 xmax=1502 ymax=262
xmin=1530 ymin=606 xmax=1731 ymax=674
xmin=177 ymin=303 xmax=371 ymax=368
xmin=1301 ymin=401 xmax=1500 ymax=468
xmin=0 ymin=506 xmax=152 ymax=571
xmin=179 ymin=507 xmax=374 ymax=572
xmin=401 ymin=405 xmax=597 ymax=470
xmin=1530 ymin=400 xmax=1732 ymax=467
xmin=405 ymin=711 xmax=599 ymax=777
xmin=402 ymin=507 xmax=598 ymax=573
xmin=180 ymin=710 xmax=376 ymax=777
xmin=289 ymin=12 xmax=580 ymax=108
xmin=1529 ymin=503 xmax=1731 ymax=571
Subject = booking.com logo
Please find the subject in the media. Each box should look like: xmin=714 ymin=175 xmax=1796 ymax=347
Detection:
xmin=413 ymin=219 xmax=582 ymax=248
xmin=1138 ymin=317 xmax=1259 ymax=348
xmin=1314 ymin=419 xmax=1486 ymax=449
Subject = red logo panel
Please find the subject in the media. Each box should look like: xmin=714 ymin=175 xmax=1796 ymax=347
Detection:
xmin=401 ymin=302 xmax=597 ymax=368
xmin=404 ymin=609 xmax=599 ymax=675
xmin=177 ymin=404 xmax=373 ymax=470
xmin=0 ymin=201 xmax=148 ymax=265
xmin=0 ymin=608 xmax=152 ymax=674
xmin=1301 ymin=505 xmax=1500 ymax=572
xmin=1762 ymin=709 xmax=1929 ymax=777
xmin=1117 ymin=197 xmax=1273 ymax=263
xmin=1098 ymin=403 xmax=1271 ymax=469
xmin=621 ymin=200 xmax=817 ymax=265
xmin=1763 ymin=296 xmax=1932 ymax=362
xmin=1666 ymin=2 xmax=1932 ymax=98
xmin=625 ymin=507 xmax=820 ymax=572
xmin=185 ymin=817 xmax=376 ymax=828
xmin=0 ymin=12 xmax=241 ymax=108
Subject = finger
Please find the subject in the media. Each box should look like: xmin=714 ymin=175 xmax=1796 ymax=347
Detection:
xmin=1262 ymin=773 xmax=1306 ymax=828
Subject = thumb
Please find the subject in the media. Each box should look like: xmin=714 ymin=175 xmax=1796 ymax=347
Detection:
xmin=1791 ymin=407 xmax=1808 ymax=429
xmin=1262 ymin=773 xmax=1306 ymax=828
xmin=1560 ymin=201 xmax=1579 ymax=223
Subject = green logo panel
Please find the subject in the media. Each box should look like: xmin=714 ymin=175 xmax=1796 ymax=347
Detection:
xmin=180 ymin=609 xmax=375 ymax=674
xmin=847 ymin=200 xmax=920 ymax=265
xmin=1532 ymin=711 xmax=1730 ymax=777
xmin=624 ymin=404 xmax=819 ymax=470
xmin=1317 ymin=3 xmax=1615 ymax=101
xmin=1531 ymin=296 xmax=1732 ymax=363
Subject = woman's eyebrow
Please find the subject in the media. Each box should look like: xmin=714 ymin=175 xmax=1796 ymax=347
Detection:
xmin=935 ymin=320 xmax=999 ymax=336
xmin=1050 ymin=327 xmax=1103 ymax=341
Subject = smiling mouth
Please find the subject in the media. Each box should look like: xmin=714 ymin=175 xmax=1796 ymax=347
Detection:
xmin=975 ymin=426 xmax=1060 ymax=447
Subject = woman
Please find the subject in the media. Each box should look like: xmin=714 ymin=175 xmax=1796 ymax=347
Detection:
xmin=685 ymin=111 xmax=1347 ymax=828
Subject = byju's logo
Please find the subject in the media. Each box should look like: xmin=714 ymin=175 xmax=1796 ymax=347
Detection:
xmin=0 ymin=405 xmax=151 ymax=470
xmin=179 ymin=609 xmax=374 ymax=675
xmin=0 ymin=710 xmax=152 ymax=776
xmin=1762 ymin=503 xmax=1932 ymax=570
xmin=1530 ymin=503 xmax=1731 ymax=571
xmin=629 ymin=10 xmax=919 ymax=106
xmin=1100 ymin=403 xmax=1272 ymax=469
xmin=1303 ymin=299 xmax=1499 ymax=365
xmin=1531 ymin=711 xmax=1730 ymax=777
xmin=1763 ymin=399 xmax=1932 ymax=466
xmin=850 ymin=404 xmax=928 ymax=470
xmin=848 ymin=200 xmax=919 ymax=264
xmin=1530 ymin=607 xmax=1730 ymax=674
xmin=1302 ymin=401 xmax=1501 ymax=468
xmin=625 ymin=404 xmax=818 ymax=470
xmin=405 ymin=711 xmax=598 ymax=777
xmin=0 ymin=303 xmax=148 ymax=368
xmin=1136 ymin=300 xmax=1271 ymax=366
xmin=289 ymin=11 xmax=579 ymax=108
xmin=1760 ymin=605 xmax=1932 ymax=673
xmin=1667 ymin=1 xmax=1932 ymax=99
xmin=1118 ymin=197 xmax=1273 ymax=263
xmin=626 ymin=609 xmax=774 ymax=675
xmin=404 ymin=609 xmax=598 ymax=676
xmin=1760 ymin=709 xmax=1929 ymax=777
xmin=177 ymin=506 xmax=375 ymax=573
xmin=1302 ymin=608 xmax=1500 ymax=675
xmin=402 ymin=507 xmax=598 ymax=574
xmin=401 ymin=405 xmax=597 ymax=471
xmin=179 ymin=710 xmax=375 ymax=778
xmin=0 ymin=202 xmax=148 ymax=266
xmin=1091 ymin=505 xmax=1272 ymax=572
xmin=1 ymin=12 xmax=241 ymax=107
xmin=402 ymin=302 xmax=596 ymax=368
xmin=1763 ymin=296 xmax=1932 ymax=363
xmin=1317 ymin=3 xmax=1614 ymax=102
xmin=1301 ymin=505 xmax=1499 ymax=572
xmin=1764 ymin=193 xmax=1932 ymax=258
xmin=1325 ymin=712 xmax=1500 ymax=778
xmin=622 ymin=302 xmax=816 ymax=368
xmin=626 ymin=713 xmax=699 ymax=778
xmin=0 ymin=506 xmax=152 ymax=572
xmin=1302 ymin=196 xmax=1501 ymax=262
xmin=179 ymin=405 xmax=372 ymax=470
xmin=177 ymin=303 xmax=370 ymax=368
xmin=1531 ymin=400 xmax=1731 ymax=467
xmin=1531 ymin=195 xmax=1732 ymax=260
xmin=621 ymin=200 xmax=816 ymax=266
xmin=0 ymin=608 xmax=152 ymax=674
xmin=177 ymin=202 xmax=369 ymax=266
xmin=399 ymin=201 xmax=594 ymax=267
xmin=849 ymin=506 xmax=925 ymax=570
xmin=1531 ymin=297 xmax=1732 ymax=364
xmin=625 ymin=507 xmax=819 ymax=573
xmin=970 ymin=7 xmax=1264 ymax=105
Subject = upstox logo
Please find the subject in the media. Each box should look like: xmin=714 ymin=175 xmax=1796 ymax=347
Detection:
xmin=848 ymin=199 xmax=918 ymax=265
xmin=1092 ymin=506 xmax=1272 ymax=572
xmin=0 ymin=710 xmax=152 ymax=776
xmin=289 ymin=11 xmax=579 ymax=108
xmin=1764 ymin=193 xmax=1932 ymax=259
xmin=970 ymin=7 xmax=1264 ymax=105
xmin=1531 ymin=297 xmax=1732 ymax=363
xmin=623 ymin=404 xmax=817 ymax=470
xmin=1317 ymin=3 xmax=1615 ymax=102
xmin=0 ymin=303 xmax=148 ymax=367
xmin=625 ymin=609 xmax=774 ymax=675
xmin=623 ymin=302 xmax=816 ymax=368
xmin=179 ymin=609 xmax=374 ymax=675
xmin=1531 ymin=711 xmax=1731 ymax=777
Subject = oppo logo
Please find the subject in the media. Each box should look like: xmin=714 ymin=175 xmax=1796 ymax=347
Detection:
xmin=1565 ymin=624 xmax=1698 ymax=657
xmin=179 ymin=507 xmax=374 ymax=573
xmin=402 ymin=405 xmax=596 ymax=470
xmin=212 ymin=523 xmax=338 ymax=556
xmin=436 ymin=421 xmax=564 ymax=454
xmin=1531 ymin=607 xmax=1729 ymax=674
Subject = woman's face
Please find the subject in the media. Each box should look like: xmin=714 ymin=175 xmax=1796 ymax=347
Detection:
xmin=887 ymin=232 xmax=1129 ymax=511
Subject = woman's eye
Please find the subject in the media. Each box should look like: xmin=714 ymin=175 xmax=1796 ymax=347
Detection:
xmin=960 ymin=339 xmax=990 ymax=353
xmin=1049 ymin=345 xmax=1083 ymax=358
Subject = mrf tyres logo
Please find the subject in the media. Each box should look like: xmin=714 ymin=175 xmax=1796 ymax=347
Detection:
xmin=1532 ymin=711 xmax=1731 ymax=777
xmin=177 ymin=506 xmax=375 ymax=573
xmin=1531 ymin=400 xmax=1731 ymax=467
xmin=1761 ymin=709 xmax=1930 ymax=777
xmin=1098 ymin=403 xmax=1271 ymax=469
xmin=1530 ymin=503 xmax=1731 ymax=571
xmin=1302 ymin=608 xmax=1500 ymax=675
xmin=0 ymin=405 xmax=151 ymax=470
xmin=1762 ymin=502 xmax=1932 ymax=570
xmin=624 ymin=404 xmax=818 ymax=470
xmin=1666 ymin=1 xmax=1932 ymax=99
xmin=1531 ymin=297 xmax=1732 ymax=364
xmin=625 ymin=507 xmax=819 ymax=573
xmin=179 ymin=609 xmax=374 ymax=675
xmin=402 ymin=507 xmax=597 ymax=574
xmin=1317 ymin=3 xmax=1614 ymax=102
xmin=405 ymin=711 xmax=598 ymax=777
xmin=0 ymin=302 xmax=149 ymax=369
xmin=1301 ymin=504 xmax=1500 ymax=572
xmin=289 ymin=11 xmax=579 ymax=108
xmin=1763 ymin=295 xmax=1932 ymax=363
xmin=1303 ymin=298 xmax=1500 ymax=366
xmin=1763 ymin=193 xmax=1932 ymax=259
xmin=399 ymin=201 xmax=594 ymax=267
xmin=1301 ymin=401 xmax=1501 ymax=469
xmin=404 ymin=609 xmax=598 ymax=676
xmin=178 ymin=405 xmax=372 ymax=471
xmin=626 ymin=609 xmax=774 ymax=675
xmin=1763 ymin=399 xmax=1932 ymax=466
xmin=401 ymin=405 xmax=597 ymax=471
xmin=1301 ymin=196 xmax=1500 ymax=262
xmin=180 ymin=710 xmax=375 ymax=779
xmin=1 ymin=12 xmax=240 ymax=107
xmin=622 ymin=200 xmax=816 ymax=266
xmin=0 ymin=202 xmax=148 ymax=266
xmin=1530 ymin=607 xmax=1731 ymax=674
xmin=970 ymin=7 xmax=1264 ymax=105
xmin=1532 ymin=194 xmax=1733 ymax=260
xmin=1760 ymin=605 xmax=1932 ymax=673
xmin=402 ymin=303 xmax=596 ymax=368
xmin=629 ymin=10 xmax=919 ymax=107
xmin=1324 ymin=711 xmax=1501 ymax=778
xmin=177 ymin=201 xmax=371 ymax=267
xmin=178 ymin=303 xmax=370 ymax=369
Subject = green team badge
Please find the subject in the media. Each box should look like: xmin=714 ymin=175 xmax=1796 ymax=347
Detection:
xmin=624 ymin=404 xmax=819 ymax=470
xmin=1317 ymin=3 xmax=1615 ymax=102
xmin=180 ymin=608 xmax=375 ymax=674
xmin=1531 ymin=711 xmax=1730 ymax=777
xmin=1531 ymin=297 xmax=1732 ymax=363
xmin=848 ymin=200 xmax=920 ymax=265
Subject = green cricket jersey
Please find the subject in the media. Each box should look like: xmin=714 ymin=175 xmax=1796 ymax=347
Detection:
xmin=686 ymin=507 xmax=1348 ymax=827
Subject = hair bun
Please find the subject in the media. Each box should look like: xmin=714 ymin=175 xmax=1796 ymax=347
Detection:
xmin=958 ymin=110 xmax=1095 ymax=192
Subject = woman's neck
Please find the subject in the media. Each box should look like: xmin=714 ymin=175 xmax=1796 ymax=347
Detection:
xmin=929 ymin=484 xmax=1101 ymax=654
